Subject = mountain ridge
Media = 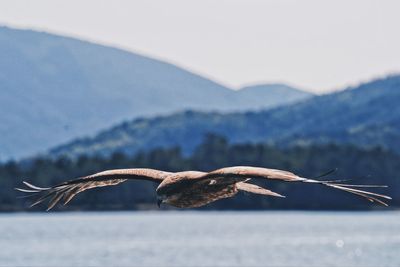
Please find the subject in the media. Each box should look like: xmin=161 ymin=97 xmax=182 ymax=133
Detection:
xmin=235 ymin=83 xmax=311 ymax=111
xmin=0 ymin=26 xmax=312 ymax=161
xmin=49 ymin=74 xmax=400 ymax=159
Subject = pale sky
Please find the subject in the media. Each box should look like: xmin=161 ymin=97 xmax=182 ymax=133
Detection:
xmin=1 ymin=0 xmax=399 ymax=93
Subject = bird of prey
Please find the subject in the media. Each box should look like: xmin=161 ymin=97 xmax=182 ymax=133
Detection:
xmin=16 ymin=166 xmax=391 ymax=210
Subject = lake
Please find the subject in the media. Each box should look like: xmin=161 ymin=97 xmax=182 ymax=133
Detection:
xmin=0 ymin=211 xmax=399 ymax=267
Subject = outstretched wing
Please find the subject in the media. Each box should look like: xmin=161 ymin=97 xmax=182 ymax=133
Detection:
xmin=199 ymin=166 xmax=392 ymax=206
xmin=16 ymin=168 xmax=172 ymax=210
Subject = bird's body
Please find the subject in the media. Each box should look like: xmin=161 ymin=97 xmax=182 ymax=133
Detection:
xmin=16 ymin=166 xmax=391 ymax=210
xmin=157 ymin=171 xmax=240 ymax=208
xmin=161 ymin=181 xmax=238 ymax=208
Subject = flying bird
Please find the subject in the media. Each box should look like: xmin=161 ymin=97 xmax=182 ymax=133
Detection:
xmin=16 ymin=166 xmax=391 ymax=210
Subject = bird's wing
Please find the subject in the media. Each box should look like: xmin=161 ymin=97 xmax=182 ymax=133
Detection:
xmin=205 ymin=166 xmax=301 ymax=181
xmin=236 ymin=182 xmax=285 ymax=198
xmin=198 ymin=166 xmax=392 ymax=206
xmin=16 ymin=168 xmax=172 ymax=210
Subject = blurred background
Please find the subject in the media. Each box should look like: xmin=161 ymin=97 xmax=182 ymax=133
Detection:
xmin=0 ymin=1 xmax=399 ymax=267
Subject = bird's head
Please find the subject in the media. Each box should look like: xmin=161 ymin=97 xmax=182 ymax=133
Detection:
xmin=156 ymin=194 xmax=167 ymax=208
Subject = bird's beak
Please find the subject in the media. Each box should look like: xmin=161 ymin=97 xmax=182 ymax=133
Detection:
xmin=157 ymin=198 xmax=162 ymax=208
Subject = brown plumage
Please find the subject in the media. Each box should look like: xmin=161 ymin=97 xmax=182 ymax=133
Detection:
xmin=16 ymin=166 xmax=391 ymax=210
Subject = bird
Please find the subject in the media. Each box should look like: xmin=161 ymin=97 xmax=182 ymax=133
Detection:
xmin=16 ymin=166 xmax=391 ymax=210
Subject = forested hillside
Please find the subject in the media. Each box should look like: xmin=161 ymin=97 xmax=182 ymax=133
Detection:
xmin=51 ymin=75 xmax=400 ymax=159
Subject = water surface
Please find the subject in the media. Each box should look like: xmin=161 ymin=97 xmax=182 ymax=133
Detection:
xmin=0 ymin=211 xmax=399 ymax=267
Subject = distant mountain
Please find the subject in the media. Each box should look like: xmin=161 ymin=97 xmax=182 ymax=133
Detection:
xmin=0 ymin=26 xmax=312 ymax=161
xmin=236 ymin=84 xmax=311 ymax=110
xmin=50 ymin=75 xmax=400 ymax=158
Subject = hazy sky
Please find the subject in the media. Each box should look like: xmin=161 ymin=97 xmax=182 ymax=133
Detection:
xmin=1 ymin=0 xmax=399 ymax=93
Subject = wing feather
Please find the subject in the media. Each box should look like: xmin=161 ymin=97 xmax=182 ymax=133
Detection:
xmin=200 ymin=166 xmax=391 ymax=206
xmin=16 ymin=168 xmax=172 ymax=210
xmin=205 ymin=166 xmax=302 ymax=181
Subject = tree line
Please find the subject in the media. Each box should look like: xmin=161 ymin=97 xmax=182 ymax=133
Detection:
xmin=0 ymin=134 xmax=398 ymax=211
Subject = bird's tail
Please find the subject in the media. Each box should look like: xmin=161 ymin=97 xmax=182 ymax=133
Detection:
xmin=237 ymin=182 xmax=285 ymax=198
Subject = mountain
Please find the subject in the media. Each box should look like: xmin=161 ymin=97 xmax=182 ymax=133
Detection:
xmin=0 ymin=26 xmax=312 ymax=161
xmin=236 ymin=84 xmax=311 ymax=110
xmin=50 ymin=75 xmax=400 ymax=158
